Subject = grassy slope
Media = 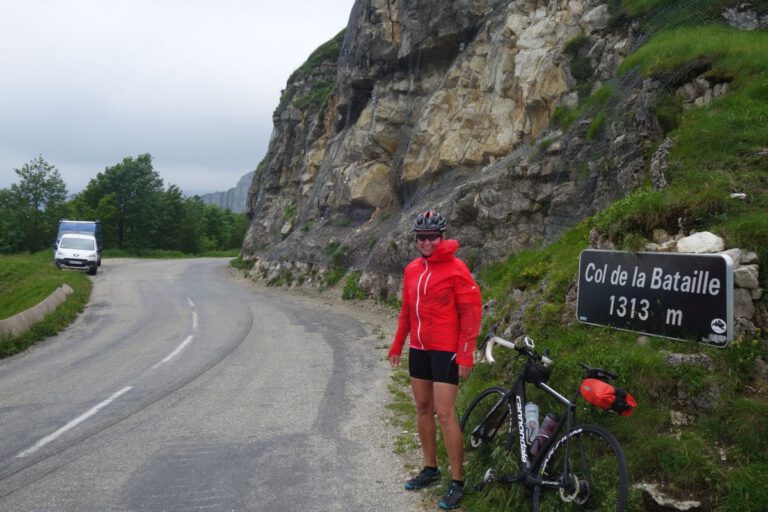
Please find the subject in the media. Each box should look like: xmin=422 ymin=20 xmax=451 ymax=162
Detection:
xmin=0 ymin=251 xmax=92 ymax=357
xmin=455 ymin=5 xmax=768 ymax=511
xmin=600 ymin=25 xmax=768 ymax=263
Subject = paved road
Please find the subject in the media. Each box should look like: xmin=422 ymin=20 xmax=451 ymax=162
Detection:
xmin=0 ymin=258 xmax=417 ymax=511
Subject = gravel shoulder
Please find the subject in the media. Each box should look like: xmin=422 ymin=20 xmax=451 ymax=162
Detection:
xmin=231 ymin=270 xmax=430 ymax=511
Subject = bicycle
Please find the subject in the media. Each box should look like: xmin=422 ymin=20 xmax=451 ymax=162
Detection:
xmin=460 ymin=326 xmax=629 ymax=511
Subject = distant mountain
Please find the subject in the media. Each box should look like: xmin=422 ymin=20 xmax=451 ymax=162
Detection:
xmin=198 ymin=171 xmax=254 ymax=213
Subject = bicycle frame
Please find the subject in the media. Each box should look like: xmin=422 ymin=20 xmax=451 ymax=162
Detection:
xmin=469 ymin=341 xmax=588 ymax=492
xmin=467 ymin=331 xmax=630 ymax=511
xmin=498 ymin=369 xmax=579 ymax=487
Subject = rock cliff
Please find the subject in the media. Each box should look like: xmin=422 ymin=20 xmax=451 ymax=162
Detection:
xmin=199 ymin=171 xmax=255 ymax=213
xmin=242 ymin=0 xmax=661 ymax=296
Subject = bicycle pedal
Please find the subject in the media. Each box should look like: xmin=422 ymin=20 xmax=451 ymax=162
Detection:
xmin=483 ymin=468 xmax=498 ymax=483
xmin=470 ymin=482 xmax=486 ymax=493
xmin=499 ymin=474 xmax=523 ymax=484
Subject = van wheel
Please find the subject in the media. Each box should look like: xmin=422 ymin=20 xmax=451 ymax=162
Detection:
xmin=88 ymin=265 xmax=98 ymax=276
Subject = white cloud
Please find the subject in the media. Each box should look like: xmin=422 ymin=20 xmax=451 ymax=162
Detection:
xmin=0 ymin=0 xmax=354 ymax=196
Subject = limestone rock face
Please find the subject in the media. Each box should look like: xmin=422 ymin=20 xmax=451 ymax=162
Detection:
xmin=242 ymin=0 xmax=661 ymax=285
xmin=199 ymin=171 xmax=254 ymax=213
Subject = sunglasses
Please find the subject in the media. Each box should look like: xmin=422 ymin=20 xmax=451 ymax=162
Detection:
xmin=415 ymin=233 xmax=442 ymax=241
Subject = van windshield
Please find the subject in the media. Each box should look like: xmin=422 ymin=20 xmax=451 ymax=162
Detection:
xmin=60 ymin=238 xmax=95 ymax=250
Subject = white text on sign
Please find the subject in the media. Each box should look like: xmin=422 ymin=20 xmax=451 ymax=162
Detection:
xmin=584 ymin=263 xmax=721 ymax=297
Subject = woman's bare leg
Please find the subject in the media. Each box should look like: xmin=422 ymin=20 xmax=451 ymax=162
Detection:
xmin=411 ymin=377 xmax=437 ymax=467
xmin=433 ymin=382 xmax=463 ymax=480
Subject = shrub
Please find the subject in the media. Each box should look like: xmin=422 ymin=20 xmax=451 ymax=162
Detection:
xmin=342 ymin=271 xmax=367 ymax=300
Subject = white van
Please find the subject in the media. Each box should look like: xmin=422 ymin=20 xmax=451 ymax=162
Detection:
xmin=54 ymin=233 xmax=99 ymax=275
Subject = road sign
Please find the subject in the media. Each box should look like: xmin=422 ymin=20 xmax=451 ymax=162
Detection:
xmin=577 ymin=249 xmax=734 ymax=346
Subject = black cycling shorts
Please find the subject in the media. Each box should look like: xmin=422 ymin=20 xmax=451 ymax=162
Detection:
xmin=409 ymin=348 xmax=459 ymax=385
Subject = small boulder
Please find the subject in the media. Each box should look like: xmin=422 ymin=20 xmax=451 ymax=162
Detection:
xmin=636 ymin=482 xmax=702 ymax=511
xmin=676 ymin=232 xmax=724 ymax=253
xmin=734 ymin=264 xmax=759 ymax=289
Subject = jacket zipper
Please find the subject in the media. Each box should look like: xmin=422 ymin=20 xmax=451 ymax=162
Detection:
xmin=415 ymin=259 xmax=430 ymax=348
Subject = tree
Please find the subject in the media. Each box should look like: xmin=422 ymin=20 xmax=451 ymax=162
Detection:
xmin=179 ymin=196 xmax=207 ymax=254
xmin=202 ymin=204 xmax=231 ymax=251
xmin=228 ymin=212 xmax=249 ymax=250
xmin=60 ymin=153 xmax=250 ymax=254
xmin=79 ymin=154 xmax=163 ymax=248
xmin=2 ymin=156 xmax=68 ymax=252
xmin=155 ymin=185 xmax=187 ymax=251
xmin=0 ymin=189 xmax=23 ymax=253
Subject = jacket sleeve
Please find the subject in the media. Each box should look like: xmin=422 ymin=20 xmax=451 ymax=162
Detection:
xmin=454 ymin=265 xmax=482 ymax=367
xmin=388 ymin=274 xmax=411 ymax=358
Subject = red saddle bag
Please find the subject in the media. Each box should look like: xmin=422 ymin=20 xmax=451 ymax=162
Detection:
xmin=580 ymin=378 xmax=637 ymax=416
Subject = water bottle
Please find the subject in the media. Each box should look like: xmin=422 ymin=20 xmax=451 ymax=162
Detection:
xmin=524 ymin=402 xmax=539 ymax=444
xmin=530 ymin=412 xmax=559 ymax=456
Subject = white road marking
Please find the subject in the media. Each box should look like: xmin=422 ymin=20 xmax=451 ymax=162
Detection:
xmin=17 ymin=296 xmax=199 ymax=458
xmin=153 ymin=335 xmax=194 ymax=369
xmin=16 ymin=386 xmax=133 ymax=458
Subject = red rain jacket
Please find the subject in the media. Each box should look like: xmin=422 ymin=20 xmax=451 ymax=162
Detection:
xmin=388 ymin=239 xmax=482 ymax=367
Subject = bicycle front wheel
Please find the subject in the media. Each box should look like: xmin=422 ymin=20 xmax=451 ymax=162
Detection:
xmin=533 ymin=424 xmax=628 ymax=512
xmin=459 ymin=387 xmax=512 ymax=452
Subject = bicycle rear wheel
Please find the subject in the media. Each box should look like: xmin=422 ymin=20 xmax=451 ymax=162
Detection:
xmin=459 ymin=387 xmax=513 ymax=452
xmin=533 ymin=424 xmax=628 ymax=511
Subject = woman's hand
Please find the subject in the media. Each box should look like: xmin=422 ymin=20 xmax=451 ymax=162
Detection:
xmin=389 ymin=354 xmax=400 ymax=368
xmin=458 ymin=364 xmax=472 ymax=380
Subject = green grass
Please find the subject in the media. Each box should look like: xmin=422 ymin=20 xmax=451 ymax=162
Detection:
xmin=230 ymin=254 xmax=255 ymax=273
xmin=276 ymin=29 xmax=345 ymax=114
xmin=0 ymin=251 xmax=92 ymax=358
xmin=294 ymin=81 xmax=336 ymax=109
xmin=387 ymin=359 xmax=419 ymax=456
xmin=551 ymin=83 xmax=614 ymax=131
xmin=478 ymin=223 xmax=589 ymax=328
xmin=321 ymin=267 xmax=347 ymax=289
xmin=602 ymin=23 xmax=768 ymax=277
xmin=0 ymin=252 xmax=89 ymax=319
xmin=451 ymin=314 xmax=766 ymax=510
xmin=613 ymin=0 xmax=765 ymax=33
xmin=723 ymin=463 xmax=768 ymax=512
xmin=342 ymin=271 xmax=368 ymax=300
xmin=288 ymin=29 xmax=345 ymax=83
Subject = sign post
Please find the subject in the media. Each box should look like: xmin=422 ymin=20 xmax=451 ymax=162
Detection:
xmin=577 ymin=250 xmax=734 ymax=346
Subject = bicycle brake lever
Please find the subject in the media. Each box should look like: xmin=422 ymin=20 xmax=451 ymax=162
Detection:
xmin=541 ymin=355 xmax=554 ymax=367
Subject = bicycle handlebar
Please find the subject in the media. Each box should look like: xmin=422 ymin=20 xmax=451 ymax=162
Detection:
xmin=480 ymin=325 xmax=622 ymax=383
xmin=483 ymin=335 xmax=516 ymax=364
xmin=483 ymin=327 xmax=553 ymax=367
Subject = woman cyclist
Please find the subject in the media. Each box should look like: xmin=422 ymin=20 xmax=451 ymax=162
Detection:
xmin=388 ymin=210 xmax=482 ymax=509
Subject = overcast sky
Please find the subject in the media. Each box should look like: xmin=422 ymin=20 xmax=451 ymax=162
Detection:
xmin=0 ymin=0 xmax=355 ymax=196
